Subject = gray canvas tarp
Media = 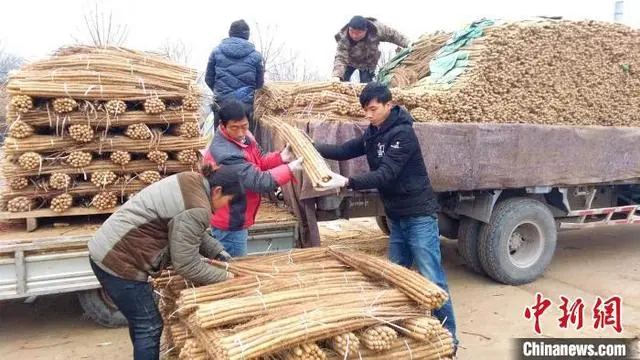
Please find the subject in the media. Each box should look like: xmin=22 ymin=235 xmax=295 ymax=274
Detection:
xmin=261 ymin=119 xmax=640 ymax=201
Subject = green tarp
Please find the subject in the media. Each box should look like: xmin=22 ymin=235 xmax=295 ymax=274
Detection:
xmin=376 ymin=18 xmax=495 ymax=86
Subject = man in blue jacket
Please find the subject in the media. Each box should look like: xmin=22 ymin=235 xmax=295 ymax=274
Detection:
xmin=314 ymin=82 xmax=458 ymax=355
xmin=205 ymin=20 xmax=264 ymax=132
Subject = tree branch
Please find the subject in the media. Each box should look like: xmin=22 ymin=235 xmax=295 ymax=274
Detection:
xmin=75 ymin=1 xmax=128 ymax=47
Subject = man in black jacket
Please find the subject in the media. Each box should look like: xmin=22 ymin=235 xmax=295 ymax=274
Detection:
xmin=315 ymin=82 xmax=458 ymax=353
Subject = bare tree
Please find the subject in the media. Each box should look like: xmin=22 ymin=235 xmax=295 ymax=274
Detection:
xmin=158 ymin=38 xmax=192 ymax=65
xmin=266 ymin=50 xmax=324 ymax=82
xmin=0 ymin=45 xmax=24 ymax=84
xmin=0 ymin=44 xmax=23 ymax=139
xmin=252 ymin=22 xmax=287 ymax=75
xmin=73 ymin=1 xmax=128 ymax=46
xmin=252 ymin=22 xmax=323 ymax=82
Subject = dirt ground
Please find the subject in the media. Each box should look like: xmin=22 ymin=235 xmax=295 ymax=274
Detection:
xmin=1 ymin=219 xmax=639 ymax=360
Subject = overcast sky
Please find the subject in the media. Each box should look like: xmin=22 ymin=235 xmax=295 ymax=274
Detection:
xmin=1 ymin=0 xmax=638 ymax=78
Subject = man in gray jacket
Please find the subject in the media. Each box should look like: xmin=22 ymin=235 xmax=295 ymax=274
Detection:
xmin=88 ymin=165 xmax=243 ymax=360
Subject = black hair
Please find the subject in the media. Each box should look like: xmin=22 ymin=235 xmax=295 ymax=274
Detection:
xmin=359 ymin=82 xmax=392 ymax=108
xmin=218 ymin=100 xmax=248 ymax=126
xmin=200 ymin=163 xmax=245 ymax=197
xmin=229 ymin=19 xmax=250 ymax=40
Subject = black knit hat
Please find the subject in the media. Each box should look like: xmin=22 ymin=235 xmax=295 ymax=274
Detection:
xmin=348 ymin=16 xmax=368 ymax=30
xmin=229 ymin=20 xmax=250 ymax=40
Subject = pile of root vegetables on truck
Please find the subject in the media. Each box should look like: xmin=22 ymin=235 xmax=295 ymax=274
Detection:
xmin=2 ymin=16 xmax=640 ymax=360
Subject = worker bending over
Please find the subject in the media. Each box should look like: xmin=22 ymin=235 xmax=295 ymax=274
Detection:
xmin=88 ymin=165 xmax=243 ymax=360
xmin=332 ymin=16 xmax=409 ymax=83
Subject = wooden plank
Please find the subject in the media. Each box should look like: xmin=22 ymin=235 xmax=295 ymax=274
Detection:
xmin=0 ymin=239 xmax=90 ymax=253
xmin=26 ymin=218 xmax=37 ymax=232
xmin=0 ymin=206 xmax=119 ymax=220
xmin=0 ymin=224 xmax=98 ymax=243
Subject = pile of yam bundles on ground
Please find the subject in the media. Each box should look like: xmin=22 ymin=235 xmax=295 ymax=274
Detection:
xmin=1 ymin=45 xmax=206 ymax=214
xmin=256 ymin=19 xmax=640 ymax=127
xmin=154 ymin=248 xmax=454 ymax=360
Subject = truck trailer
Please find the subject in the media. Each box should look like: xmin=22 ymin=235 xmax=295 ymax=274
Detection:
xmin=262 ymin=118 xmax=640 ymax=286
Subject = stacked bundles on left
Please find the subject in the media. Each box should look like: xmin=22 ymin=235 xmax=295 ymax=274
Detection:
xmin=1 ymin=45 xmax=207 ymax=215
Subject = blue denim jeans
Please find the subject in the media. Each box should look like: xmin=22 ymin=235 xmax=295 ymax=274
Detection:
xmin=89 ymin=259 xmax=163 ymax=360
xmin=211 ymin=228 xmax=249 ymax=257
xmin=388 ymin=215 xmax=459 ymax=347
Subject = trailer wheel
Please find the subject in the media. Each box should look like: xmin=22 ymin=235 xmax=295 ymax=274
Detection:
xmin=456 ymin=217 xmax=485 ymax=275
xmin=78 ymin=289 xmax=128 ymax=328
xmin=477 ymin=197 xmax=557 ymax=285
xmin=376 ymin=216 xmax=391 ymax=235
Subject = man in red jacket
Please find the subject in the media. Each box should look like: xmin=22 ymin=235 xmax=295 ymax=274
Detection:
xmin=204 ymin=100 xmax=302 ymax=256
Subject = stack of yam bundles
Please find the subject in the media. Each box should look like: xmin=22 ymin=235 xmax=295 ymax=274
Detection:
xmin=153 ymin=247 xmax=455 ymax=360
xmin=256 ymin=19 xmax=640 ymax=127
xmin=1 ymin=45 xmax=207 ymax=215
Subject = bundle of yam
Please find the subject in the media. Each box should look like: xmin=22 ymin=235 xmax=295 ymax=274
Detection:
xmin=377 ymin=31 xmax=453 ymax=87
xmin=260 ymin=115 xmax=333 ymax=188
xmin=256 ymin=19 xmax=640 ymax=127
xmin=153 ymin=247 xmax=455 ymax=360
xmin=1 ymin=45 xmax=207 ymax=215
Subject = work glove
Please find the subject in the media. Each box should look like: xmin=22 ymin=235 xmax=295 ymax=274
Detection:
xmin=315 ymin=171 xmax=349 ymax=191
xmin=215 ymin=249 xmax=233 ymax=262
xmin=287 ymin=157 xmax=304 ymax=172
xmin=280 ymin=144 xmax=294 ymax=163
xmin=331 ymin=76 xmax=341 ymax=82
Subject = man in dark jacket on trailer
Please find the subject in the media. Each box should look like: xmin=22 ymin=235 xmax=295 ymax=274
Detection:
xmin=314 ymin=82 xmax=459 ymax=355
xmin=205 ymin=19 xmax=264 ymax=132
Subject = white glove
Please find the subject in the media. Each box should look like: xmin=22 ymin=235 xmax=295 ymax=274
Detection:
xmin=316 ymin=171 xmax=349 ymax=191
xmin=331 ymin=76 xmax=341 ymax=82
xmin=287 ymin=157 xmax=304 ymax=172
xmin=280 ymin=144 xmax=294 ymax=163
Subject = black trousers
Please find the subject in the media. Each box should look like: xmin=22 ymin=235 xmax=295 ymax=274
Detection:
xmin=342 ymin=66 xmax=375 ymax=83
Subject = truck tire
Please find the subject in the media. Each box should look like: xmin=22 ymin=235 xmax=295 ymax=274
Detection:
xmin=456 ymin=217 xmax=485 ymax=275
xmin=376 ymin=216 xmax=391 ymax=235
xmin=78 ymin=289 xmax=128 ymax=328
xmin=477 ymin=197 xmax=557 ymax=285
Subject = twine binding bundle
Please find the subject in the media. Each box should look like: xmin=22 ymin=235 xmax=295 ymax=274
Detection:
xmin=261 ymin=115 xmax=333 ymax=187
xmin=1 ymin=45 xmax=207 ymax=218
xmin=153 ymin=248 xmax=455 ymax=360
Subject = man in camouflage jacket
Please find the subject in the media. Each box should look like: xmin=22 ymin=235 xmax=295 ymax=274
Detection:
xmin=332 ymin=16 xmax=410 ymax=83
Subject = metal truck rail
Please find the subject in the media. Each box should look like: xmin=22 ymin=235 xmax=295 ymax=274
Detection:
xmin=0 ymin=219 xmax=298 ymax=326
